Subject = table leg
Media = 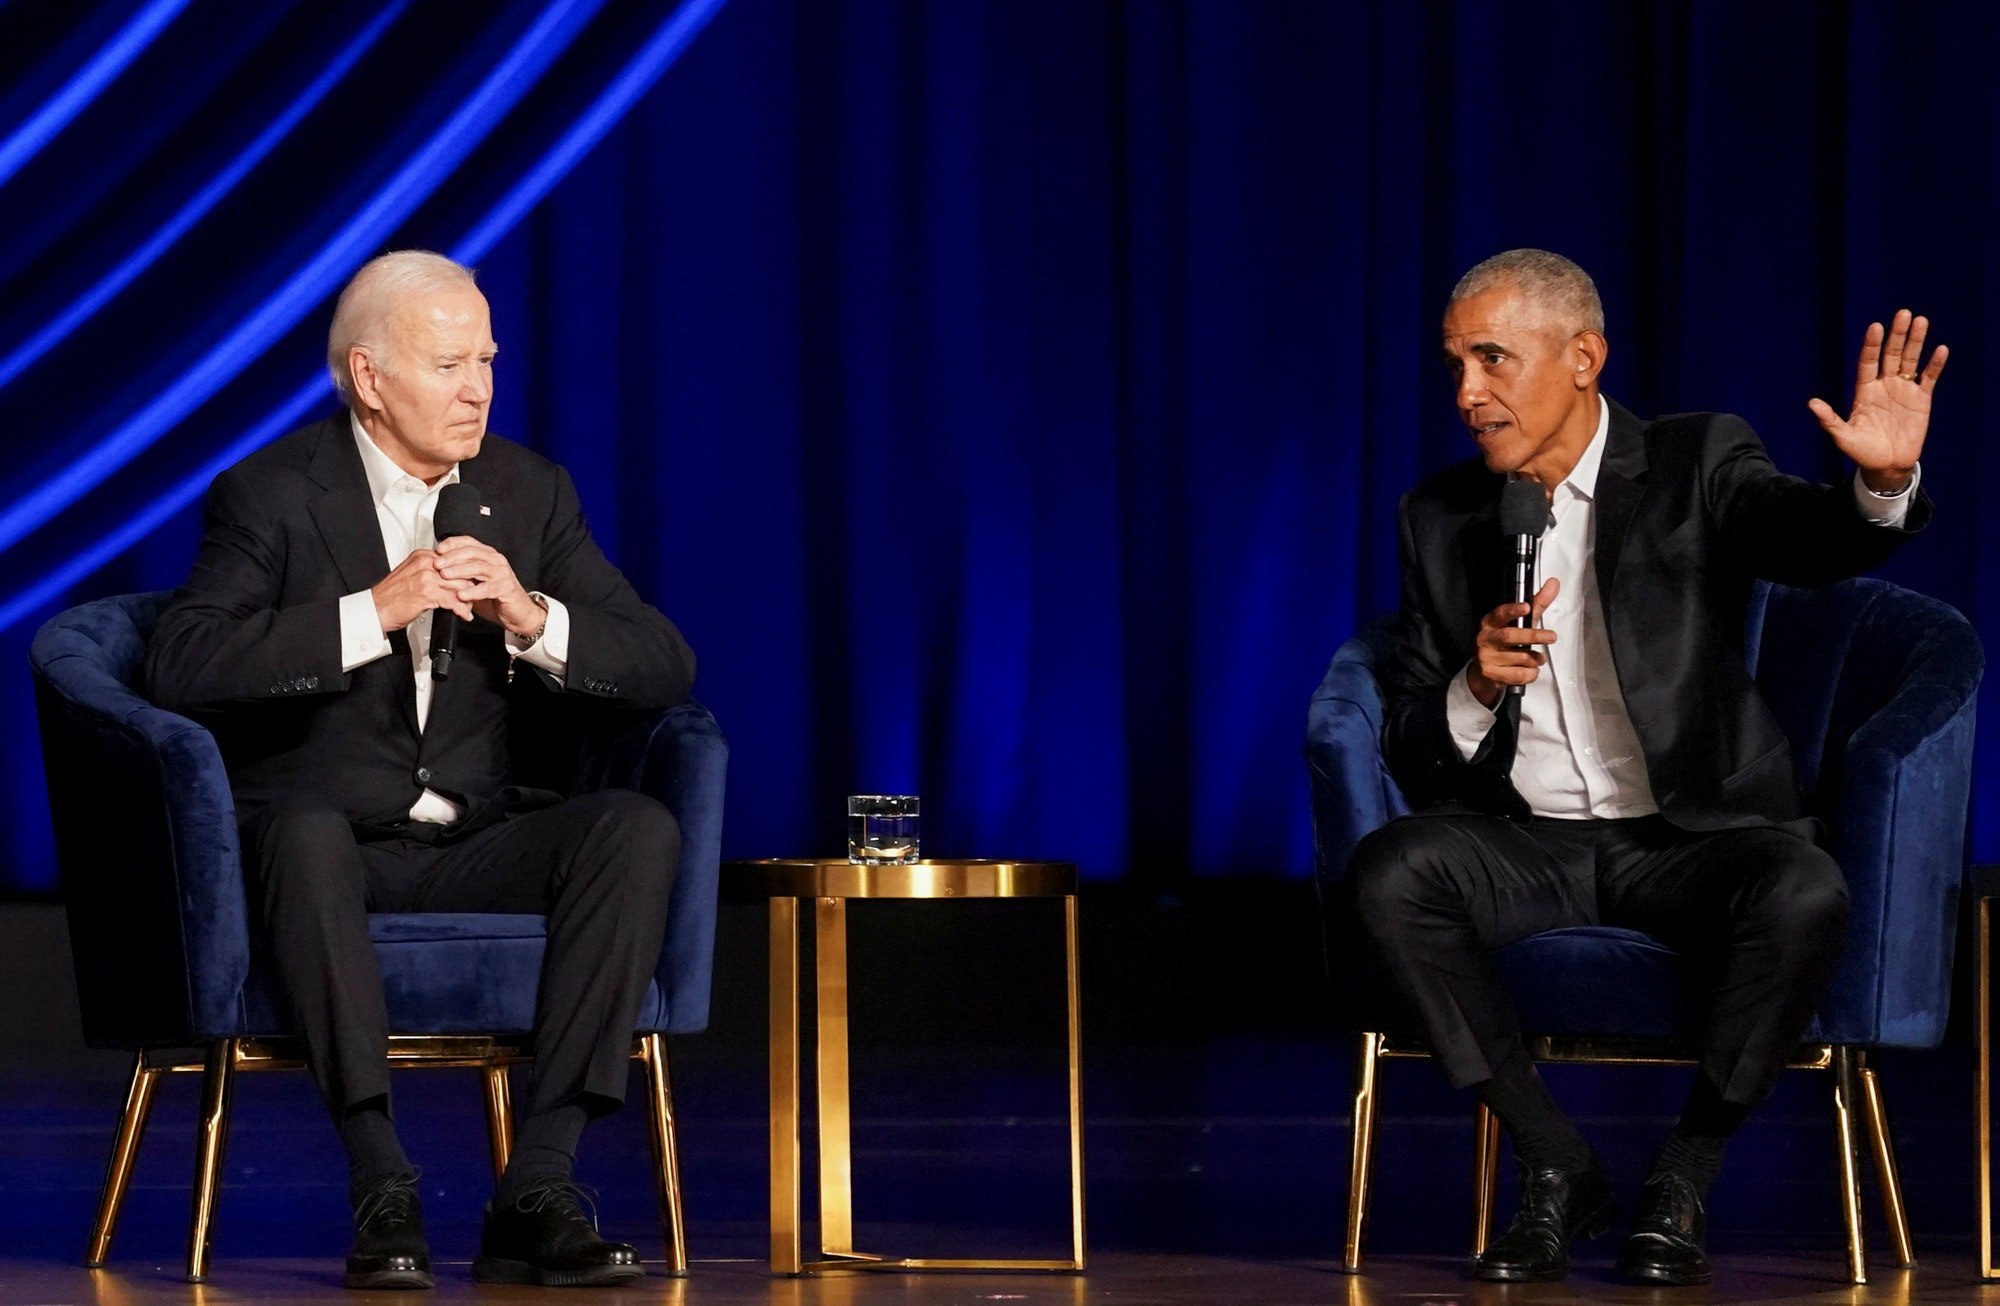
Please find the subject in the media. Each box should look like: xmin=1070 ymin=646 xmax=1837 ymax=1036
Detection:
xmin=816 ymin=897 xmax=855 ymax=1255
xmin=1981 ymin=897 xmax=1994 ymax=1279
xmin=1064 ymin=894 xmax=1087 ymax=1270
xmin=770 ymin=897 xmax=803 ymax=1274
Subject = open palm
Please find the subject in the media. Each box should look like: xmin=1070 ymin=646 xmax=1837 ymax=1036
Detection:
xmin=1807 ymin=310 xmax=1947 ymax=489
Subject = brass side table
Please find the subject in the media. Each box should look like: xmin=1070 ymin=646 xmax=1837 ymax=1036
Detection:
xmin=724 ymin=858 xmax=1085 ymax=1275
xmin=1978 ymin=865 xmax=2000 ymax=1278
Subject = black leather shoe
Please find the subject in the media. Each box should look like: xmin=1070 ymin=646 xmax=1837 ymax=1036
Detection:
xmin=1473 ymin=1158 xmax=1616 ymax=1283
xmin=1617 ymin=1171 xmax=1711 ymax=1286
xmin=345 ymin=1171 xmax=433 ymax=1290
xmin=472 ymin=1179 xmax=644 ymax=1287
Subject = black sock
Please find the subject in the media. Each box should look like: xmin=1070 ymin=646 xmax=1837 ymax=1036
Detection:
xmin=339 ymin=1096 xmax=413 ymax=1204
xmin=1650 ymin=1072 xmax=1748 ymax=1194
xmin=1477 ymin=1041 xmax=1592 ymax=1172
xmin=494 ymin=1101 xmax=592 ymax=1205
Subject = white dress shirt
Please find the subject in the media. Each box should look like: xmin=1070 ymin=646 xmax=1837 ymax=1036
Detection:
xmin=1444 ymin=397 xmax=1917 ymax=819
xmin=335 ymin=414 xmax=571 ymax=823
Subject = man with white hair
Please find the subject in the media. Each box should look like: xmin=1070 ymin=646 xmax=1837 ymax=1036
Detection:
xmin=146 ymin=250 xmax=695 ymax=1289
xmin=1345 ymin=249 xmax=1944 ymax=1285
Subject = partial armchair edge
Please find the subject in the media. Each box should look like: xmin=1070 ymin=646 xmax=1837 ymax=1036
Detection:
xmin=29 ymin=651 xmax=254 ymax=1048
xmin=575 ymin=699 xmax=728 ymax=1038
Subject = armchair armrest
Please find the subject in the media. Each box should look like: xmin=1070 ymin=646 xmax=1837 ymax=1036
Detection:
xmin=1819 ymin=608 xmax=1982 ymax=1049
xmin=30 ymin=618 xmax=252 ymax=1046
xmin=574 ymin=699 xmax=727 ymax=1035
xmin=1305 ymin=616 xmax=1410 ymax=896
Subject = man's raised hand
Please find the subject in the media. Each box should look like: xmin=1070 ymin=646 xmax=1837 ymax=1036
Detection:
xmin=1466 ymin=577 xmax=1560 ymax=709
xmin=1807 ymin=309 xmax=1947 ymax=494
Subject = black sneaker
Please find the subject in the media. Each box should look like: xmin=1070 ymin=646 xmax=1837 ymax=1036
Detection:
xmin=345 ymin=1171 xmax=433 ymax=1290
xmin=471 ymin=1178 xmax=644 ymax=1287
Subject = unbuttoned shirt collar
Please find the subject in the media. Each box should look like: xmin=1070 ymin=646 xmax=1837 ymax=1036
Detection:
xmin=1548 ymin=396 xmax=1611 ymax=505
xmin=350 ymin=411 xmax=459 ymax=506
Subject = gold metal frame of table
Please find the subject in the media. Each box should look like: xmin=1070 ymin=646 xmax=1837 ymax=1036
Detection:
xmin=725 ymin=858 xmax=1085 ymax=1276
xmin=1982 ymin=889 xmax=1999 ymax=1279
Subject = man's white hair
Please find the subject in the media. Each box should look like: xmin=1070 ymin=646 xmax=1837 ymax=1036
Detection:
xmin=1449 ymin=248 xmax=1605 ymax=339
xmin=326 ymin=250 xmax=480 ymax=405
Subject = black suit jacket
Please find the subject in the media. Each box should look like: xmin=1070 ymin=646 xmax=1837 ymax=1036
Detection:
xmin=1381 ymin=399 xmax=1929 ymax=830
xmin=143 ymin=415 xmax=697 ymax=827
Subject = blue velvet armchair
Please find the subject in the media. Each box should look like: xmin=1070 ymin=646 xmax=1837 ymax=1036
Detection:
xmin=30 ymin=591 xmax=728 ymax=1282
xmin=1306 ymin=578 xmax=1981 ymax=1284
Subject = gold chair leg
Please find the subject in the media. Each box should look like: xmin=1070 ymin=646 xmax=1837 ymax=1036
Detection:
xmin=482 ymin=1064 xmax=515 ymax=1183
xmin=1471 ymin=1100 xmax=1501 ymax=1258
xmin=769 ymin=896 xmax=803 ymax=1274
xmin=85 ymin=1051 xmax=163 ymax=1266
xmin=1857 ymin=1054 xmax=1914 ymax=1267
xmin=640 ymin=1032 xmax=689 ymax=1276
xmin=1343 ymin=1032 xmax=1385 ymax=1272
xmin=186 ymin=1039 xmax=238 ymax=1284
xmin=1831 ymin=1046 xmax=1869 ymax=1285
xmin=1981 ymin=897 xmax=1997 ymax=1280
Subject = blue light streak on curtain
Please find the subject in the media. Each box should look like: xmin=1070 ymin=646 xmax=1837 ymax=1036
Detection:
xmin=0 ymin=0 xmax=730 ymax=636
xmin=0 ymin=0 xmax=411 ymax=392
xmin=0 ymin=0 xmax=610 ymax=556
xmin=0 ymin=0 xmax=193 ymax=188
xmin=1 ymin=0 xmax=1997 ymax=894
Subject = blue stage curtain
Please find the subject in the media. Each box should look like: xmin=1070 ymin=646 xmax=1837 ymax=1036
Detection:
xmin=2 ymin=0 xmax=1996 ymax=889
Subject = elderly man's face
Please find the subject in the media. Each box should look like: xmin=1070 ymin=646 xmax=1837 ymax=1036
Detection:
xmin=354 ymin=285 xmax=497 ymax=478
xmin=1441 ymin=286 xmax=1594 ymax=478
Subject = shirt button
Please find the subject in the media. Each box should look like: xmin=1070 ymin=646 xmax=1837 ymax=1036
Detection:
xmin=1583 ymin=747 xmax=1595 ymax=756
xmin=1567 ymin=677 xmax=1578 ymax=686
xmin=416 ymin=767 xmax=433 ymax=784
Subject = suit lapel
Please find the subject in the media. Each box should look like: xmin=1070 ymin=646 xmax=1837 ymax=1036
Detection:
xmin=305 ymin=416 xmax=418 ymax=734
xmin=1456 ymin=493 xmax=1505 ymax=625
xmin=306 ymin=417 xmax=392 ymax=592
xmin=1590 ymin=400 xmax=1650 ymax=606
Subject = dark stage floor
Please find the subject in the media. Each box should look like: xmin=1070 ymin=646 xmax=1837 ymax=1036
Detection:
xmin=0 ymin=891 xmax=1989 ymax=1302
xmin=0 ymin=1252 xmax=1985 ymax=1304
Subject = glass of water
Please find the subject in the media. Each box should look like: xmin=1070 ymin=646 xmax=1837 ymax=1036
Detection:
xmin=847 ymin=795 xmax=920 ymax=864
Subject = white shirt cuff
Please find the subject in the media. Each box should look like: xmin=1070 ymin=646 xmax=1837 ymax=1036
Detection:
xmin=505 ymin=593 xmax=569 ymax=677
xmin=1445 ymin=662 xmax=1499 ymax=761
xmin=338 ymin=590 xmax=394 ymax=672
xmin=1853 ymin=463 xmax=1919 ymax=528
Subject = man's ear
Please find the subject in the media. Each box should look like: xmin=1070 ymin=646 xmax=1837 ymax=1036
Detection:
xmin=349 ymin=346 xmax=384 ymax=412
xmin=1570 ymin=330 xmax=1608 ymax=390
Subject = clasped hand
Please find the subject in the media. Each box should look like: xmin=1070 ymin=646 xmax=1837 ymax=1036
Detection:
xmin=370 ymin=536 xmax=541 ymax=637
xmin=1466 ymin=577 xmax=1560 ymax=709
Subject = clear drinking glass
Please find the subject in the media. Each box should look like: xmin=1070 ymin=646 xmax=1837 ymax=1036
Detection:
xmin=847 ymin=795 xmax=920 ymax=864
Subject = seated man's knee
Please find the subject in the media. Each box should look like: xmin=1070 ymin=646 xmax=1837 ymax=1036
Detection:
xmin=1747 ymin=837 xmax=1851 ymax=938
xmin=1348 ymin=820 xmax=1460 ymax=940
xmin=245 ymin=800 xmax=357 ymax=886
xmin=572 ymin=789 xmax=681 ymax=892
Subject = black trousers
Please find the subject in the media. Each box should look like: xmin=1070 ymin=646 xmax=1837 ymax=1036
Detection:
xmin=243 ymin=789 xmax=680 ymax=1121
xmin=1349 ymin=812 xmax=1849 ymax=1106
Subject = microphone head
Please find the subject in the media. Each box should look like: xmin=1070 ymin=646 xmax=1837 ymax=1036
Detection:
xmin=1498 ymin=479 xmax=1549 ymax=538
xmin=433 ymin=482 xmax=484 ymax=542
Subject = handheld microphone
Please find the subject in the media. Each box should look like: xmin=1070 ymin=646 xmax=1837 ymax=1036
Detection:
xmin=1497 ymin=478 xmax=1551 ymax=699
xmin=429 ymin=482 xmax=484 ymax=681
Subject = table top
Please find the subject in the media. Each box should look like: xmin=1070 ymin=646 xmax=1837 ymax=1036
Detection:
xmin=722 ymin=858 xmax=1077 ymax=899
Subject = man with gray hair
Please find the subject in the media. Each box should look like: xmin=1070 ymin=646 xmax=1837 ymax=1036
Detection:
xmin=1343 ymin=248 xmax=1945 ymax=1284
xmin=146 ymin=250 xmax=696 ymax=1289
